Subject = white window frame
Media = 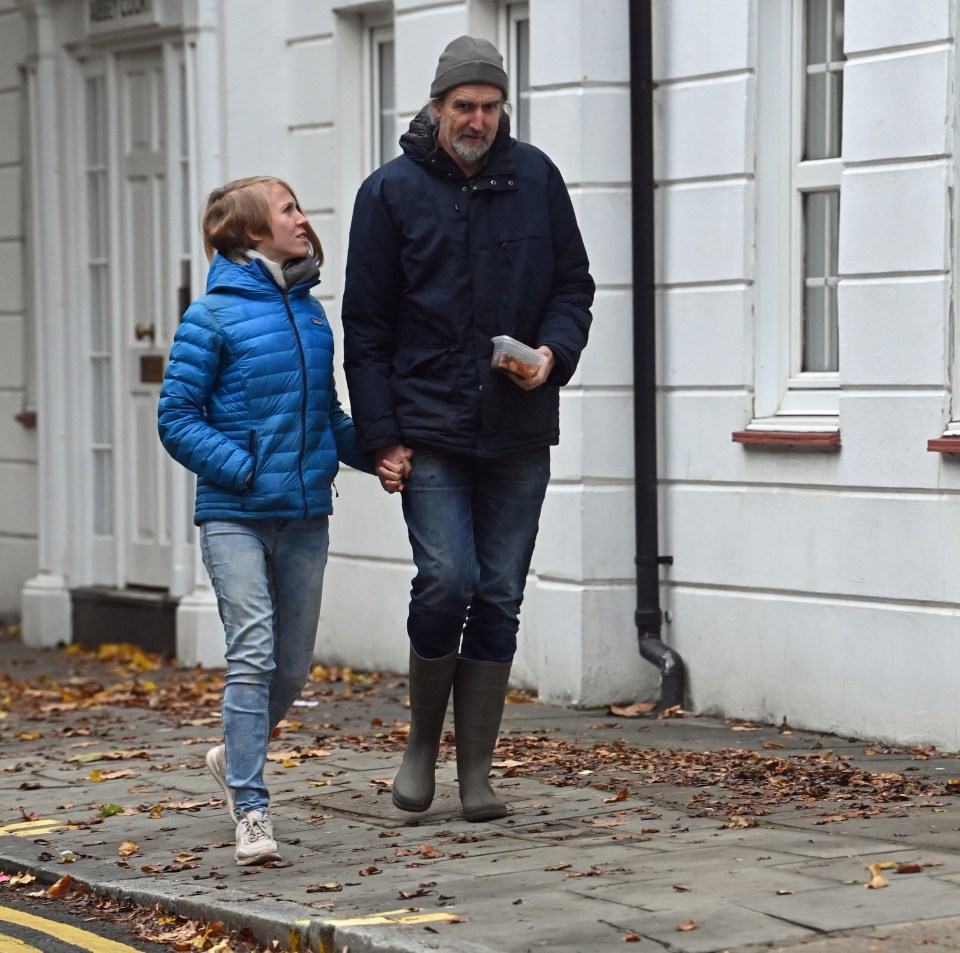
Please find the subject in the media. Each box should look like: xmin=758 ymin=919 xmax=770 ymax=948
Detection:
xmin=366 ymin=22 xmax=396 ymax=172
xmin=499 ymin=2 xmax=529 ymax=142
xmin=752 ymin=0 xmax=843 ymax=431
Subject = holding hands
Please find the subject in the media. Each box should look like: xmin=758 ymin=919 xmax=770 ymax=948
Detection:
xmin=376 ymin=444 xmax=415 ymax=493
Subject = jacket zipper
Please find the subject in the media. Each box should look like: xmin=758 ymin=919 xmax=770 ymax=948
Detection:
xmin=282 ymin=290 xmax=310 ymax=518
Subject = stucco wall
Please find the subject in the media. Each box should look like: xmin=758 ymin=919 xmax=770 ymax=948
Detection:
xmin=656 ymin=0 xmax=960 ymax=748
xmin=0 ymin=1 xmax=38 ymax=616
xmin=223 ymin=0 xmax=655 ymax=703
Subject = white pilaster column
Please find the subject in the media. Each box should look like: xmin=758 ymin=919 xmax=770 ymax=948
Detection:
xmin=21 ymin=0 xmax=71 ymax=647
xmin=173 ymin=0 xmax=223 ymax=668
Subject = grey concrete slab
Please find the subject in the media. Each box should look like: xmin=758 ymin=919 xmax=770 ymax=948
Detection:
xmin=9 ymin=636 xmax=960 ymax=953
xmin=599 ymin=895 xmax=817 ymax=952
xmin=741 ymin=875 xmax=960 ymax=932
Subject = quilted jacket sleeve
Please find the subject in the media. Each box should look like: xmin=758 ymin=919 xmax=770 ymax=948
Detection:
xmin=157 ymin=301 xmax=255 ymax=490
xmin=328 ymin=382 xmax=376 ymax=474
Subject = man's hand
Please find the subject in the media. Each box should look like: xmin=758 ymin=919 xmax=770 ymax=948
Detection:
xmin=376 ymin=444 xmax=414 ymax=493
xmin=508 ymin=346 xmax=554 ymax=391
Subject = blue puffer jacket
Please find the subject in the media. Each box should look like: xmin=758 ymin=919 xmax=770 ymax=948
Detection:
xmin=158 ymin=253 xmax=372 ymax=523
xmin=342 ymin=110 xmax=595 ymax=458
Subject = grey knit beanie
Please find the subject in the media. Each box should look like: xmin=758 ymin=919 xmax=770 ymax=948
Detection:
xmin=430 ymin=35 xmax=508 ymax=99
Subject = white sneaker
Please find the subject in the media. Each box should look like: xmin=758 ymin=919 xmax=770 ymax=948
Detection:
xmin=235 ymin=810 xmax=281 ymax=866
xmin=206 ymin=745 xmax=238 ymax=822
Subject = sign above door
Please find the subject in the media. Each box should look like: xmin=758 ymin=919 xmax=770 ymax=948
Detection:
xmin=87 ymin=0 xmax=161 ymax=36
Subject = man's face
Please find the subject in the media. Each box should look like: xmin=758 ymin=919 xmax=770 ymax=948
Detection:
xmin=432 ymin=84 xmax=503 ymax=170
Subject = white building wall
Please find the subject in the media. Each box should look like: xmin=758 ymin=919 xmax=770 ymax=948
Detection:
xmin=7 ymin=0 xmax=960 ymax=748
xmin=657 ymin=0 xmax=960 ymax=749
xmin=222 ymin=0 xmax=646 ymax=701
xmin=0 ymin=1 xmax=38 ymax=616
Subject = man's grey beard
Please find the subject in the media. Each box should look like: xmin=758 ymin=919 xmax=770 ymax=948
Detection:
xmin=450 ymin=135 xmax=493 ymax=163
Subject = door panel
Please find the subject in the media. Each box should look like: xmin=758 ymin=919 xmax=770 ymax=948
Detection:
xmin=118 ymin=50 xmax=173 ymax=588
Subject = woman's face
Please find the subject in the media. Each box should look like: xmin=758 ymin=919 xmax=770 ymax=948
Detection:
xmin=249 ymin=183 xmax=310 ymax=264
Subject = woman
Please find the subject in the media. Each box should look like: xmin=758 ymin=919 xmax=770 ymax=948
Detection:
xmin=158 ymin=176 xmax=407 ymax=865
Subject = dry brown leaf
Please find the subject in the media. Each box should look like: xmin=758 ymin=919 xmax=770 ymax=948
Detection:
xmin=623 ymin=932 xmax=642 ymax=942
xmin=47 ymin=874 xmax=73 ymax=898
xmin=676 ymin=919 xmax=697 ymax=932
xmin=603 ymin=787 xmax=629 ymax=804
xmin=118 ymin=840 xmax=140 ymax=857
xmin=865 ymin=863 xmax=889 ymax=889
xmin=609 ymin=702 xmax=657 ymax=717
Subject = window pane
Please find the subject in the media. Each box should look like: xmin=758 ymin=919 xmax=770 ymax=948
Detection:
xmin=805 ymin=71 xmax=827 ymax=160
xmin=87 ymin=171 xmax=105 ymax=256
xmin=828 ymin=70 xmax=843 ymax=156
xmin=804 ymin=192 xmax=827 ymax=279
xmin=806 ymin=0 xmax=828 ymax=65
xmin=92 ymin=357 xmax=112 ymax=443
xmin=90 ymin=265 xmax=109 ymax=351
xmin=802 ymin=190 xmax=840 ymax=373
xmin=86 ymin=76 xmax=105 ymax=165
xmin=803 ymin=286 xmax=827 ymax=371
xmin=828 ymin=187 xmax=840 ymax=265
xmin=516 ymin=17 xmax=530 ymax=143
xmin=830 ymin=0 xmax=845 ymax=62
xmin=378 ymin=39 xmax=395 ymax=166
xmin=804 ymin=0 xmax=844 ymax=161
xmin=803 ymin=283 xmax=840 ymax=372
xmin=94 ymin=449 xmax=113 ymax=536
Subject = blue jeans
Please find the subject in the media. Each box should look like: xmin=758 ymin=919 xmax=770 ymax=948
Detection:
xmin=400 ymin=450 xmax=550 ymax=662
xmin=200 ymin=517 xmax=329 ymax=816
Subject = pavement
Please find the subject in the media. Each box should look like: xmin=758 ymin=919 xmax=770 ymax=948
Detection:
xmin=4 ymin=633 xmax=960 ymax=953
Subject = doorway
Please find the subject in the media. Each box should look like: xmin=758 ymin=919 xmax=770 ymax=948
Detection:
xmin=80 ymin=44 xmax=191 ymax=601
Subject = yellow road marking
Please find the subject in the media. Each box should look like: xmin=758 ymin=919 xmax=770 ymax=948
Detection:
xmin=0 ymin=820 xmax=71 ymax=836
xmin=0 ymin=826 xmax=64 ymax=837
xmin=0 ymin=929 xmax=46 ymax=953
xmin=325 ymin=908 xmax=459 ymax=927
xmin=0 ymin=905 xmax=143 ymax=953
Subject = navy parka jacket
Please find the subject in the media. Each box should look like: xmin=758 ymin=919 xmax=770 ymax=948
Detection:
xmin=341 ymin=110 xmax=594 ymax=457
xmin=158 ymin=253 xmax=372 ymax=523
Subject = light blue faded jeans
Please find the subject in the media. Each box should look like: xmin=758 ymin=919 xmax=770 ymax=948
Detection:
xmin=200 ymin=516 xmax=329 ymax=816
xmin=400 ymin=449 xmax=550 ymax=662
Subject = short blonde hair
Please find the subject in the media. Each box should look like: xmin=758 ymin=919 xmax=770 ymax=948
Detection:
xmin=201 ymin=176 xmax=323 ymax=267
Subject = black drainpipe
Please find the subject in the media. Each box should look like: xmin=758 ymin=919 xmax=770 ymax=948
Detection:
xmin=629 ymin=0 xmax=685 ymax=712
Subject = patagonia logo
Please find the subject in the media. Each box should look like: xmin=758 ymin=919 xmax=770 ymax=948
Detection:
xmin=312 ymin=317 xmax=324 ymax=325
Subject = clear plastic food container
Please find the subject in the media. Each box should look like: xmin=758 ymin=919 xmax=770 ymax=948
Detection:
xmin=490 ymin=335 xmax=545 ymax=380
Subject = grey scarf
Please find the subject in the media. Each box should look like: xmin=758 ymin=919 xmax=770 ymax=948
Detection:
xmin=243 ymin=247 xmax=320 ymax=290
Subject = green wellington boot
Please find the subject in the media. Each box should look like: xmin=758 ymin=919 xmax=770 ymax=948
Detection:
xmin=453 ymin=657 xmax=512 ymax=822
xmin=392 ymin=648 xmax=458 ymax=812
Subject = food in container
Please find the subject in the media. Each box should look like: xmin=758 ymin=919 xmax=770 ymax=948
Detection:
xmin=490 ymin=335 xmax=545 ymax=380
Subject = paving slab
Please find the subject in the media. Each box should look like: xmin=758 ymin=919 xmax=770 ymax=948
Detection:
xmin=6 ymin=636 xmax=960 ymax=953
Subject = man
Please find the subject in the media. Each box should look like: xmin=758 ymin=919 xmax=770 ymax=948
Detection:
xmin=342 ymin=35 xmax=594 ymax=822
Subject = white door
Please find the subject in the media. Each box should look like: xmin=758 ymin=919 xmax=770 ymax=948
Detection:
xmin=119 ymin=50 xmax=172 ymax=588
xmin=84 ymin=46 xmax=189 ymax=592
